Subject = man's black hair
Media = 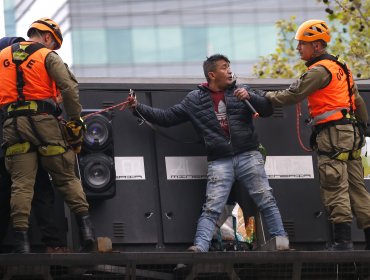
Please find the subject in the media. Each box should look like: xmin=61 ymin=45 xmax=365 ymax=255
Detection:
xmin=203 ymin=54 xmax=230 ymax=82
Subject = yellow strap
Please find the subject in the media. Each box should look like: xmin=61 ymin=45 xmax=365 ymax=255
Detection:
xmin=7 ymin=101 xmax=38 ymax=112
xmin=334 ymin=149 xmax=362 ymax=161
xmin=335 ymin=152 xmax=349 ymax=161
xmin=5 ymin=142 xmax=31 ymax=156
xmin=38 ymin=145 xmax=66 ymax=156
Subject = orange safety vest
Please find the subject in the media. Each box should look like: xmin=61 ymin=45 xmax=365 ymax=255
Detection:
xmin=307 ymin=58 xmax=355 ymax=125
xmin=0 ymin=42 xmax=60 ymax=107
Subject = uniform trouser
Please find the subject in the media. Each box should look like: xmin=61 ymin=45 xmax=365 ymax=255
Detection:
xmin=0 ymin=157 xmax=11 ymax=244
xmin=3 ymin=114 xmax=89 ymax=230
xmin=316 ymin=123 xmax=370 ymax=229
xmin=0 ymin=157 xmax=65 ymax=247
xmin=30 ymin=164 xmax=66 ymax=247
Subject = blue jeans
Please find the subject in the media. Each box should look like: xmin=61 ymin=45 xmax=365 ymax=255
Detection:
xmin=194 ymin=150 xmax=287 ymax=252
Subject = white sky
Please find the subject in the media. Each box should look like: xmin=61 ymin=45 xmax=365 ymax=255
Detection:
xmin=1 ymin=0 xmax=73 ymax=65
xmin=0 ymin=1 xmax=5 ymax=37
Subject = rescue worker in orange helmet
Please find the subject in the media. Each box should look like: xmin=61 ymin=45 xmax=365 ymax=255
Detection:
xmin=0 ymin=36 xmax=71 ymax=254
xmin=245 ymin=19 xmax=370 ymax=250
xmin=0 ymin=17 xmax=95 ymax=253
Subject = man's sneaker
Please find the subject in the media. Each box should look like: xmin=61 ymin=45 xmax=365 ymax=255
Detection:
xmin=45 ymin=246 xmax=72 ymax=253
xmin=174 ymin=246 xmax=201 ymax=272
xmin=276 ymin=236 xmax=290 ymax=251
xmin=186 ymin=245 xmax=202 ymax=252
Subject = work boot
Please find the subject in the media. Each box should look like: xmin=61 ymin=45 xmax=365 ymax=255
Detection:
xmin=13 ymin=230 xmax=30 ymax=253
xmin=364 ymin=227 xmax=370 ymax=250
xmin=328 ymin=223 xmax=353 ymax=251
xmin=75 ymin=213 xmax=96 ymax=252
xmin=45 ymin=246 xmax=72 ymax=253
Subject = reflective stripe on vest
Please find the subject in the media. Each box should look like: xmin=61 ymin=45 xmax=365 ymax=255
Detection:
xmin=311 ymin=107 xmax=350 ymax=125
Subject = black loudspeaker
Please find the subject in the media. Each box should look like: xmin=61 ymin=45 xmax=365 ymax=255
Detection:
xmin=78 ymin=111 xmax=116 ymax=199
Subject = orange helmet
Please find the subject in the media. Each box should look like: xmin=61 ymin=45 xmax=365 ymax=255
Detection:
xmin=295 ymin=19 xmax=331 ymax=43
xmin=27 ymin=17 xmax=63 ymax=49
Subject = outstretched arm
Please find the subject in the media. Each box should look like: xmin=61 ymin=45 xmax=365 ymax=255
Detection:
xmin=265 ymin=66 xmax=330 ymax=106
xmin=135 ymin=102 xmax=189 ymax=127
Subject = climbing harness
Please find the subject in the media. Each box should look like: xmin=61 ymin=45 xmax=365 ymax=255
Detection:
xmin=296 ymin=54 xmax=365 ymax=159
xmin=3 ymin=42 xmax=64 ymax=156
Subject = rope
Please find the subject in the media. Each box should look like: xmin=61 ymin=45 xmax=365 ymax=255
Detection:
xmin=81 ymin=98 xmax=314 ymax=152
xmin=81 ymin=98 xmax=132 ymax=120
xmin=296 ymin=103 xmax=312 ymax=152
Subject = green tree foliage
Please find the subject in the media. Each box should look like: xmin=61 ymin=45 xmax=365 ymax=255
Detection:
xmin=253 ymin=0 xmax=370 ymax=79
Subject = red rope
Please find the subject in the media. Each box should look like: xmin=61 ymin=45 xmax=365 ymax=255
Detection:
xmin=296 ymin=103 xmax=312 ymax=152
xmin=81 ymin=97 xmax=133 ymax=120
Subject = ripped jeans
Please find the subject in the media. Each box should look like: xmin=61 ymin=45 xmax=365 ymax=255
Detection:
xmin=193 ymin=150 xmax=287 ymax=252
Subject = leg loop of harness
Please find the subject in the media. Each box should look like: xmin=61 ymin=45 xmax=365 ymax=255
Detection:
xmin=318 ymin=149 xmax=362 ymax=161
xmin=5 ymin=142 xmax=32 ymax=156
xmin=3 ymin=108 xmax=67 ymax=157
xmin=38 ymin=145 xmax=66 ymax=156
xmin=312 ymin=117 xmax=363 ymax=161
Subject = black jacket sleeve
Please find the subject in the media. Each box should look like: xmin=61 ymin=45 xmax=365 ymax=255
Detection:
xmin=135 ymin=100 xmax=189 ymax=127
xmin=245 ymin=86 xmax=274 ymax=117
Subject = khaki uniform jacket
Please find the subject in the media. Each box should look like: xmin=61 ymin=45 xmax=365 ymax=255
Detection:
xmin=265 ymin=65 xmax=368 ymax=125
xmin=45 ymin=51 xmax=82 ymax=120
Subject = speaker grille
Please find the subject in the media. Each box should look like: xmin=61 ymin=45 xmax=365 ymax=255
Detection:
xmin=283 ymin=220 xmax=295 ymax=240
xmin=272 ymin=106 xmax=284 ymax=118
xmin=113 ymin=222 xmax=125 ymax=238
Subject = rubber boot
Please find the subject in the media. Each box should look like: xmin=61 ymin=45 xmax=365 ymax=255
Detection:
xmin=13 ymin=230 xmax=30 ymax=253
xmin=364 ymin=227 xmax=370 ymax=250
xmin=75 ymin=213 xmax=96 ymax=252
xmin=329 ymin=223 xmax=353 ymax=251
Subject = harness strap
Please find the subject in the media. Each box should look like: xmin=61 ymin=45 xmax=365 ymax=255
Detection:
xmin=332 ymin=57 xmax=354 ymax=114
xmin=26 ymin=115 xmax=48 ymax=147
xmin=313 ymin=54 xmax=354 ymax=114
xmin=314 ymin=117 xmax=353 ymax=132
xmin=5 ymin=100 xmax=60 ymax=118
xmin=12 ymin=116 xmax=25 ymax=143
xmin=313 ymin=117 xmax=364 ymax=161
xmin=318 ymin=148 xmax=362 ymax=161
xmin=11 ymin=42 xmax=45 ymax=105
xmin=4 ymin=43 xmax=65 ymax=157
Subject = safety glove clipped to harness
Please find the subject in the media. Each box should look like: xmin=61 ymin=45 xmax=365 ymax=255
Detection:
xmin=62 ymin=117 xmax=86 ymax=153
